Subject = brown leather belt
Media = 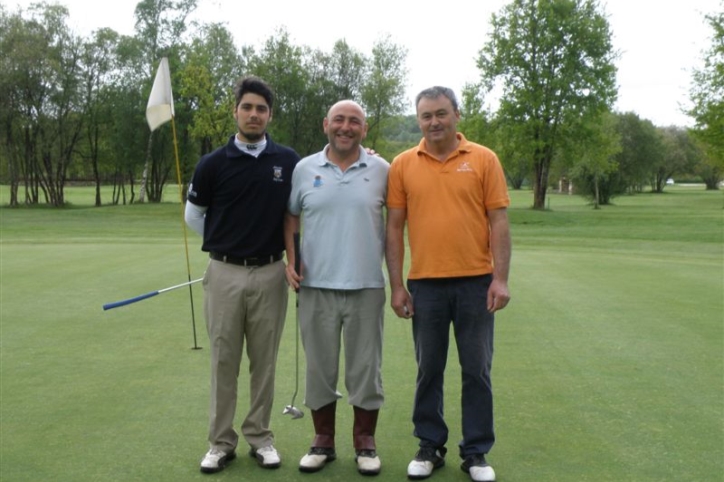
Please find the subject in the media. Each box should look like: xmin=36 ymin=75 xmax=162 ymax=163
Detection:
xmin=209 ymin=251 xmax=283 ymax=267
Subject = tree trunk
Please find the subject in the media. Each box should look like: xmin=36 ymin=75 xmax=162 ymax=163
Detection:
xmin=138 ymin=161 xmax=149 ymax=203
xmin=7 ymin=153 xmax=19 ymax=207
xmin=532 ymin=153 xmax=550 ymax=210
xmin=138 ymin=133 xmax=153 ymax=203
xmin=704 ymin=179 xmax=720 ymax=190
xmin=91 ymin=126 xmax=102 ymax=207
xmin=594 ymin=175 xmax=600 ymax=209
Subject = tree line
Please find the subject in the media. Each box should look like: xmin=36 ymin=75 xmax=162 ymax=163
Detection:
xmin=0 ymin=0 xmax=407 ymax=207
xmin=1 ymin=0 xmax=721 ymax=210
xmin=458 ymin=0 xmax=722 ymax=208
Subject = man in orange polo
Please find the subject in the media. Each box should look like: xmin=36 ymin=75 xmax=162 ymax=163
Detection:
xmin=385 ymin=86 xmax=511 ymax=482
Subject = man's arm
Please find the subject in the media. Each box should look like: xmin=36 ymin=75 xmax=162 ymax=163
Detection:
xmin=283 ymin=212 xmax=301 ymax=289
xmin=385 ymin=207 xmax=413 ymax=318
xmin=184 ymin=200 xmax=207 ymax=236
xmin=487 ymin=207 xmax=511 ymax=313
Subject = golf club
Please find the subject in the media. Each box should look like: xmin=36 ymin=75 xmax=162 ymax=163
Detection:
xmin=283 ymin=232 xmax=304 ymax=419
xmin=102 ymin=278 xmax=203 ymax=311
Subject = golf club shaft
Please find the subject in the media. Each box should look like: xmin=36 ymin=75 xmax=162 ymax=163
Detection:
xmin=293 ymin=232 xmax=301 ymax=286
xmin=291 ymin=232 xmax=301 ymax=405
xmin=103 ymin=278 xmax=203 ymax=311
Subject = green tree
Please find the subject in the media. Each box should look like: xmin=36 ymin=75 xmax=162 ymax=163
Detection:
xmin=477 ymin=0 xmax=618 ymax=209
xmin=0 ymin=2 xmax=86 ymax=207
xmin=461 ymin=82 xmax=534 ymax=189
xmin=247 ymin=28 xmax=365 ymax=156
xmin=133 ymin=0 xmax=198 ymax=203
xmin=178 ymin=23 xmax=243 ymax=157
xmin=107 ymin=83 xmax=147 ymax=204
xmin=328 ymin=39 xmax=366 ymax=100
xmin=300 ymin=46 xmax=353 ymax=154
xmin=691 ymin=137 xmax=722 ymax=189
xmin=613 ymin=112 xmax=664 ymax=193
xmin=569 ymin=112 xmax=621 ymax=207
xmin=459 ymin=82 xmax=532 ymax=189
xmin=361 ymin=35 xmax=408 ymax=150
xmin=78 ymin=27 xmax=120 ymax=206
xmin=653 ymin=126 xmax=699 ymax=192
xmin=459 ymin=82 xmax=496 ymax=148
xmin=376 ymin=114 xmax=419 ymax=161
xmin=0 ymin=4 xmax=27 ymax=206
xmin=1 ymin=3 xmax=424 ymax=206
xmin=247 ymin=28 xmax=317 ymax=154
xmin=688 ymin=6 xmax=724 ymax=189
xmin=108 ymin=34 xmax=152 ymax=203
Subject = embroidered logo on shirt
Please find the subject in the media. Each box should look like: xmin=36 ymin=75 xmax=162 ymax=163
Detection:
xmin=457 ymin=161 xmax=474 ymax=172
xmin=273 ymin=166 xmax=283 ymax=182
xmin=313 ymin=175 xmax=323 ymax=188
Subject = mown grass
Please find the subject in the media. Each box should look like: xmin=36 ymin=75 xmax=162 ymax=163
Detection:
xmin=1 ymin=185 xmax=722 ymax=482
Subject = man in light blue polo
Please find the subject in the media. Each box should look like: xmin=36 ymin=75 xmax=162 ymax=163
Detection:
xmin=284 ymin=100 xmax=389 ymax=476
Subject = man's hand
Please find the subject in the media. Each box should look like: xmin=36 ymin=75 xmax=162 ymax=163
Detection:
xmin=391 ymin=286 xmax=414 ymax=319
xmin=487 ymin=278 xmax=510 ymax=313
xmin=285 ymin=263 xmax=302 ymax=291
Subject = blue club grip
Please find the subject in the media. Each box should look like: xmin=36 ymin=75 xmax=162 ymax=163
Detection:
xmin=103 ymin=291 xmax=159 ymax=311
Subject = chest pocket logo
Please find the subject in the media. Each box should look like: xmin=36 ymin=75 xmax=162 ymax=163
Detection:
xmin=457 ymin=161 xmax=474 ymax=173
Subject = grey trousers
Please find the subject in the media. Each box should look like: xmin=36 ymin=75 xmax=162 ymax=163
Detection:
xmin=298 ymin=287 xmax=385 ymax=411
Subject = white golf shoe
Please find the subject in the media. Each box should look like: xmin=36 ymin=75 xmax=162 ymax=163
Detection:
xmin=299 ymin=447 xmax=337 ymax=472
xmin=249 ymin=445 xmax=281 ymax=468
xmin=407 ymin=447 xmax=445 ymax=479
xmin=199 ymin=447 xmax=236 ymax=473
xmin=356 ymin=449 xmax=381 ymax=475
xmin=461 ymin=454 xmax=496 ymax=482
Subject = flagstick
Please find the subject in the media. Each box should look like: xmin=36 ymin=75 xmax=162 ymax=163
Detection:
xmin=146 ymin=57 xmax=200 ymax=350
xmin=171 ymin=116 xmax=201 ymax=350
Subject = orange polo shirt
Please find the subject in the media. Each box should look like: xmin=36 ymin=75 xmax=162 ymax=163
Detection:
xmin=387 ymin=133 xmax=510 ymax=280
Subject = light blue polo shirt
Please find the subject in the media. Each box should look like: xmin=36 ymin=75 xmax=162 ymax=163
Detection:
xmin=288 ymin=146 xmax=389 ymax=289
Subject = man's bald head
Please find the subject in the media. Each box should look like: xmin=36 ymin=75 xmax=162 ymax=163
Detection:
xmin=323 ymin=100 xmax=368 ymax=162
xmin=327 ymin=100 xmax=366 ymax=120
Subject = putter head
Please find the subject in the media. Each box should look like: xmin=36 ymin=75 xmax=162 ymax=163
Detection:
xmin=283 ymin=405 xmax=304 ymax=419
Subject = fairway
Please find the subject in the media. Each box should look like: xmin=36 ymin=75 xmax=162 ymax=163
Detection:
xmin=1 ymin=186 xmax=722 ymax=482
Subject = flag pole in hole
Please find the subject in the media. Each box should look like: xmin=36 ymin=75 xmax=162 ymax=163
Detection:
xmin=143 ymin=57 xmax=201 ymax=349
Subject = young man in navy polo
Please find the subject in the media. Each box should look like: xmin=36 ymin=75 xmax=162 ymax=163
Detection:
xmin=185 ymin=76 xmax=300 ymax=474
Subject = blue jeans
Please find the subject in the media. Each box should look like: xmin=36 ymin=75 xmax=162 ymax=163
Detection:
xmin=408 ymin=275 xmax=495 ymax=458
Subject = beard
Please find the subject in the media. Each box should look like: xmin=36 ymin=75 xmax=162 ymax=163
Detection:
xmin=239 ymin=129 xmax=265 ymax=142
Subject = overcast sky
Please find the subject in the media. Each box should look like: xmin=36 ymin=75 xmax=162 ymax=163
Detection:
xmin=10 ymin=0 xmax=720 ymax=127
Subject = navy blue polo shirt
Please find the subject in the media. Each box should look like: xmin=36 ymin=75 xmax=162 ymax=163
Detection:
xmin=187 ymin=134 xmax=300 ymax=258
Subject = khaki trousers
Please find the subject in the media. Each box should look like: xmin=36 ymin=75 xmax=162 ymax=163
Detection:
xmin=203 ymin=258 xmax=288 ymax=451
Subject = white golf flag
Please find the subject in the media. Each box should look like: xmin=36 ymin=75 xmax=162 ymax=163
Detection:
xmin=146 ymin=57 xmax=174 ymax=131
